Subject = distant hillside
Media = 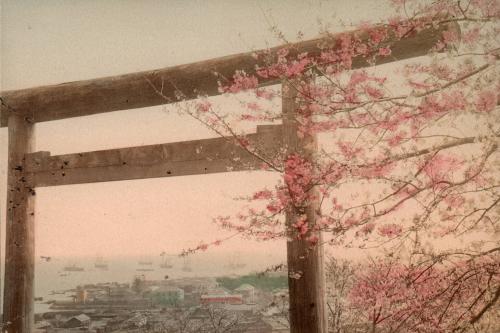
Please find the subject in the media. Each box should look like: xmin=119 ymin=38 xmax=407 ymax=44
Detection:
xmin=216 ymin=273 xmax=288 ymax=291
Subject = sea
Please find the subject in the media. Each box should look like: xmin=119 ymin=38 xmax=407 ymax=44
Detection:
xmin=33 ymin=252 xmax=285 ymax=314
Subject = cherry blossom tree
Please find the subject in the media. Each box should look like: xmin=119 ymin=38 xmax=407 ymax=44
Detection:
xmin=325 ymin=258 xmax=364 ymax=333
xmin=153 ymin=0 xmax=499 ymax=331
xmin=349 ymin=255 xmax=499 ymax=332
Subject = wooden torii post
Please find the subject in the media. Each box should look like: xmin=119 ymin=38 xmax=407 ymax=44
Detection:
xmin=0 ymin=22 xmax=452 ymax=333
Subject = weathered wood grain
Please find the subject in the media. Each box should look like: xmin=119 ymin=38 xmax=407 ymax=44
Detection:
xmin=282 ymin=81 xmax=327 ymax=332
xmin=3 ymin=115 xmax=35 ymax=333
xmin=0 ymin=23 xmax=453 ymax=127
xmin=25 ymin=125 xmax=283 ymax=187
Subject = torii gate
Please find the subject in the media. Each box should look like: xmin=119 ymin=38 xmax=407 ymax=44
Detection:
xmin=0 ymin=22 xmax=452 ymax=333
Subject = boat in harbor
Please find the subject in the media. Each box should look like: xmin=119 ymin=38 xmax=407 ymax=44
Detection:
xmin=136 ymin=268 xmax=154 ymax=272
xmin=182 ymin=257 xmax=192 ymax=272
xmin=159 ymin=252 xmax=173 ymax=269
xmin=63 ymin=264 xmax=84 ymax=272
xmin=160 ymin=261 xmax=173 ymax=269
xmin=94 ymin=256 xmax=109 ymax=270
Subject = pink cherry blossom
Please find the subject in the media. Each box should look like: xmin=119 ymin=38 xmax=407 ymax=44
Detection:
xmin=475 ymin=90 xmax=497 ymax=112
xmin=252 ymin=190 xmax=273 ymax=200
xmin=422 ymin=153 xmax=463 ymax=182
xmin=181 ymin=3 xmax=500 ymax=327
xmin=196 ymin=100 xmax=212 ymax=113
xmin=378 ymin=47 xmax=392 ymax=56
xmin=377 ymin=223 xmax=403 ymax=237
xmin=220 ymin=71 xmax=258 ymax=93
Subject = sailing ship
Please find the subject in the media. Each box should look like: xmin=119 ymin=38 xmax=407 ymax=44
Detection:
xmin=63 ymin=264 xmax=84 ymax=272
xmin=159 ymin=252 xmax=173 ymax=269
xmin=181 ymin=256 xmax=192 ymax=272
xmin=94 ymin=256 xmax=109 ymax=270
xmin=136 ymin=268 xmax=154 ymax=272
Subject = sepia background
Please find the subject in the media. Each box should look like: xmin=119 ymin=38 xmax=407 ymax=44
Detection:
xmin=0 ymin=0 xmax=388 ymax=309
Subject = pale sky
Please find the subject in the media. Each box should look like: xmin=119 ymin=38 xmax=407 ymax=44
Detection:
xmin=0 ymin=0 xmax=389 ymax=258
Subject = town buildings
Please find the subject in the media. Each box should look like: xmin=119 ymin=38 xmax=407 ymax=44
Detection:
xmin=34 ymin=274 xmax=290 ymax=333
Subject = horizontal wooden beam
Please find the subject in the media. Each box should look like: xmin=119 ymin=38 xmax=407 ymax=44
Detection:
xmin=25 ymin=125 xmax=283 ymax=187
xmin=0 ymin=22 xmax=455 ymax=127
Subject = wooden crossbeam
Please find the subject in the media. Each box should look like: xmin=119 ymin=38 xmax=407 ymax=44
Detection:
xmin=25 ymin=125 xmax=283 ymax=187
xmin=0 ymin=22 xmax=454 ymax=127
